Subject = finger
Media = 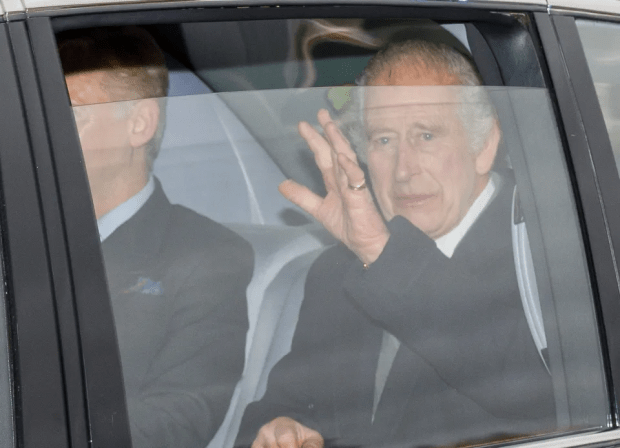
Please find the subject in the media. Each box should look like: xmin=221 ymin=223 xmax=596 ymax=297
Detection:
xmin=298 ymin=121 xmax=339 ymax=192
xmin=337 ymin=153 xmax=367 ymax=193
xmin=298 ymin=121 xmax=334 ymax=172
xmin=273 ymin=424 xmax=300 ymax=448
xmin=251 ymin=437 xmax=267 ymax=448
xmin=317 ymin=108 xmax=335 ymax=133
xmin=252 ymin=431 xmax=274 ymax=448
xmin=298 ymin=426 xmax=324 ymax=448
xmin=279 ymin=179 xmax=324 ymax=220
xmin=252 ymin=420 xmax=286 ymax=448
xmin=317 ymin=109 xmax=358 ymax=163
xmin=322 ymin=117 xmax=358 ymax=190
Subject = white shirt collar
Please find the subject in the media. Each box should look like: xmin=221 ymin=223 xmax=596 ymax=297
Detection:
xmin=97 ymin=176 xmax=156 ymax=242
xmin=434 ymin=172 xmax=500 ymax=258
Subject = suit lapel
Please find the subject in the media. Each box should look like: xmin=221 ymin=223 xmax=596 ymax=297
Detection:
xmin=101 ymin=179 xmax=172 ymax=295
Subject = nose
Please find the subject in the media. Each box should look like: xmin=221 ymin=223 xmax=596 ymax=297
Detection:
xmin=394 ymin=138 xmax=422 ymax=182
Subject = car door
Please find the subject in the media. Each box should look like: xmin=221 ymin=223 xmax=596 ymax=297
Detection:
xmin=16 ymin=1 xmax=620 ymax=448
xmin=541 ymin=1 xmax=620 ymax=426
xmin=553 ymin=2 xmax=618 ymax=430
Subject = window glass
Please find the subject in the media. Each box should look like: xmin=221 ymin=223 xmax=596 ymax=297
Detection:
xmin=60 ymin=19 xmax=607 ymax=448
xmin=576 ymin=20 xmax=620 ymax=169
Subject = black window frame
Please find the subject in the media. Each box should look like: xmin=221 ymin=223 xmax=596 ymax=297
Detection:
xmin=21 ymin=15 xmax=133 ymax=448
xmin=536 ymin=11 xmax=620 ymax=427
xmin=0 ymin=20 xmax=72 ymax=448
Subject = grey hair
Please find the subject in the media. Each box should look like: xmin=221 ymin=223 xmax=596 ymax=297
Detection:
xmin=340 ymin=40 xmax=497 ymax=161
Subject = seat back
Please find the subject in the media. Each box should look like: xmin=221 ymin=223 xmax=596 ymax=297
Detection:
xmin=157 ymin=61 xmax=333 ymax=448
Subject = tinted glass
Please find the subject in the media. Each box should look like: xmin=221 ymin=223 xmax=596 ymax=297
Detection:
xmin=577 ymin=20 xmax=620 ymax=175
xmin=62 ymin=18 xmax=607 ymax=448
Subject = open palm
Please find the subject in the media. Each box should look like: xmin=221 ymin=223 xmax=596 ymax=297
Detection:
xmin=279 ymin=109 xmax=389 ymax=265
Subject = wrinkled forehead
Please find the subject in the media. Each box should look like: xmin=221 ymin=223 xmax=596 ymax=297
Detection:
xmin=364 ymin=85 xmax=461 ymax=111
xmin=363 ymin=85 xmax=463 ymax=121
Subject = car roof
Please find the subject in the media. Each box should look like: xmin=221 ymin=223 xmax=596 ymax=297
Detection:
xmin=0 ymin=0 xmax=618 ymax=24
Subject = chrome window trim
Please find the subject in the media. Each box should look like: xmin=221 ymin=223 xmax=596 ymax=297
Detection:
xmin=549 ymin=9 xmax=620 ymax=22
xmin=512 ymin=430 xmax=620 ymax=448
xmin=549 ymin=0 xmax=620 ymax=16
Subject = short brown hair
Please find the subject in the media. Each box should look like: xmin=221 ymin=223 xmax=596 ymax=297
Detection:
xmin=59 ymin=26 xmax=168 ymax=100
xmin=58 ymin=26 xmax=169 ymax=171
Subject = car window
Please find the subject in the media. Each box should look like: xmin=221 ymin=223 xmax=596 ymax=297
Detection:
xmin=58 ymin=17 xmax=608 ymax=448
xmin=576 ymin=20 xmax=620 ymax=176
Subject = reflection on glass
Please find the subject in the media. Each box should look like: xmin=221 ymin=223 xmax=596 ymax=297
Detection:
xmin=69 ymin=95 xmax=253 ymax=448
xmin=577 ymin=20 xmax=620 ymax=172
xmin=72 ymin=84 xmax=606 ymax=448
xmin=230 ymin=84 xmax=605 ymax=447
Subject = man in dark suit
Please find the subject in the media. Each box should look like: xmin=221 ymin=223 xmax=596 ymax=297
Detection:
xmin=60 ymin=27 xmax=253 ymax=448
xmin=237 ymin=39 xmax=555 ymax=448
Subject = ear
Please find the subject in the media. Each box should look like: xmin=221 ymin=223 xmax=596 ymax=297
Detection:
xmin=474 ymin=120 xmax=501 ymax=176
xmin=128 ymin=99 xmax=160 ymax=149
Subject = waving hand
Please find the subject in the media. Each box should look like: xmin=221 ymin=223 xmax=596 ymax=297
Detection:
xmin=279 ymin=109 xmax=390 ymax=265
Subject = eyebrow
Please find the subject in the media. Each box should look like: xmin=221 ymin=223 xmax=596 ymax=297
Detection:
xmin=409 ymin=121 xmax=447 ymax=133
xmin=365 ymin=101 xmax=457 ymax=110
xmin=366 ymin=118 xmax=447 ymax=133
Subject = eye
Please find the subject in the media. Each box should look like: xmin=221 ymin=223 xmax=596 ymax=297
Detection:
xmin=370 ymin=135 xmax=392 ymax=147
xmin=369 ymin=133 xmax=397 ymax=151
xmin=421 ymin=132 xmax=434 ymax=141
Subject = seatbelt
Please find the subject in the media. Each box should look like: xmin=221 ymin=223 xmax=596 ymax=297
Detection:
xmin=511 ymin=187 xmax=550 ymax=374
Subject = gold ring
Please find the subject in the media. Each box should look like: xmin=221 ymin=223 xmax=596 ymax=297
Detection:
xmin=348 ymin=180 xmax=367 ymax=191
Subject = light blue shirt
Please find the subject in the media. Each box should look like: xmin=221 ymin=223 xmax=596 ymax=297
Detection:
xmin=97 ymin=176 xmax=156 ymax=242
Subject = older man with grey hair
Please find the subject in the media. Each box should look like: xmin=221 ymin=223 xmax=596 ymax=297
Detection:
xmin=236 ymin=37 xmax=555 ymax=448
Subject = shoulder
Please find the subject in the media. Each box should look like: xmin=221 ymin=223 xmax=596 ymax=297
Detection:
xmin=162 ymin=203 xmax=254 ymax=270
xmin=171 ymin=204 xmax=251 ymax=245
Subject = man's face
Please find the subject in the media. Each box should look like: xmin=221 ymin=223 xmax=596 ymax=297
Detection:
xmin=364 ymin=65 xmax=495 ymax=239
xmin=65 ymin=71 xmax=143 ymax=187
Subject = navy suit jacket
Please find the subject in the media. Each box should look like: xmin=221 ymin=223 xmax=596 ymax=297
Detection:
xmin=237 ymin=177 xmax=555 ymax=448
xmin=102 ymin=180 xmax=253 ymax=448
